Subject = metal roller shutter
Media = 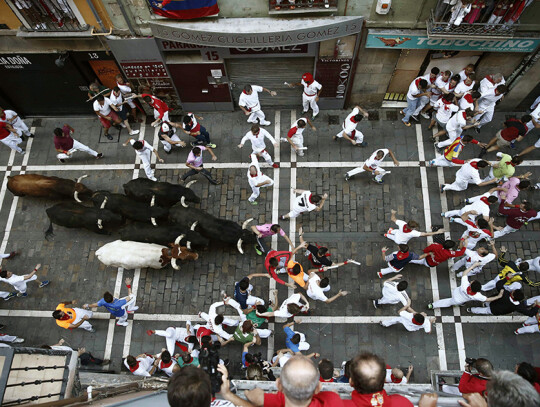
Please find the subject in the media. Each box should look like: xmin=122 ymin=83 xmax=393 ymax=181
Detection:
xmin=227 ymin=57 xmax=315 ymax=108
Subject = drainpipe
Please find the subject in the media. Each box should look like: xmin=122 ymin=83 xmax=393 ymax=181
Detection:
xmin=115 ymin=0 xmax=136 ymax=36
xmin=84 ymin=0 xmax=106 ymax=32
xmin=412 ymin=0 xmax=428 ymax=29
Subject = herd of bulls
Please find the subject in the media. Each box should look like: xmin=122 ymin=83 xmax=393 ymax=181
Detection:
xmin=7 ymin=174 xmax=258 ymax=270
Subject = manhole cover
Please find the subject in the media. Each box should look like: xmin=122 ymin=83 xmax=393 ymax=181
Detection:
xmin=367 ymin=110 xmax=379 ymax=121
xmin=328 ymin=115 xmax=339 ymax=125
xmin=385 ymin=111 xmax=398 ymax=121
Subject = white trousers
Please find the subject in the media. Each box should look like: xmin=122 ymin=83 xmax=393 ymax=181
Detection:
xmin=336 ymin=129 xmax=364 ymax=144
xmin=57 ymin=139 xmax=98 ymax=160
xmin=493 ymin=225 xmax=519 ymax=239
xmin=473 ymin=109 xmax=494 ymax=129
xmin=431 ymin=294 xmax=462 ymax=309
xmin=380 ymin=264 xmax=401 ymax=276
xmin=248 ymin=176 xmax=274 ymax=202
xmin=409 ymin=258 xmax=430 ymax=267
xmin=432 ymin=156 xmax=457 ymax=167
xmin=286 ymin=201 xmax=311 ymax=218
xmin=469 ymin=306 xmax=492 ymax=315
xmin=437 ymin=127 xmax=462 ymax=148
xmin=0 ymin=334 xmax=20 ymax=342
xmin=253 ymin=149 xmax=273 ymax=165
xmin=452 ymin=257 xmax=483 ymax=276
xmin=520 ymin=257 xmax=540 ymax=273
xmin=154 ymin=110 xmax=170 ymax=123
xmin=516 ymin=317 xmax=539 ymax=334
xmin=117 ymin=295 xmax=137 ymax=324
xmin=481 ymin=277 xmax=521 ymax=292
xmin=137 ymin=150 xmax=155 ymax=181
xmin=443 ymin=175 xmax=474 ymax=192
xmin=255 ymin=328 xmax=273 ymax=338
xmin=12 ymin=274 xmax=37 ymax=294
xmin=290 ymin=134 xmax=304 ymax=156
xmin=347 ymin=166 xmax=387 ymax=181
xmin=12 ymin=117 xmax=31 ymax=137
xmin=73 ymin=308 xmax=94 ymax=331
xmin=246 ymin=295 xmax=264 ymax=307
xmin=160 ymin=134 xmax=181 ymax=153
xmin=247 ymin=110 xmax=270 ymax=126
xmin=0 ymin=133 xmax=23 ymax=153
xmin=302 ymin=94 xmax=319 ymax=117
xmin=381 ymin=317 xmax=412 ymax=330
xmin=155 ymin=325 xmax=193 ymax=355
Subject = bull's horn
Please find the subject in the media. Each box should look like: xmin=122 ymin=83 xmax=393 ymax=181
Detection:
xmin=100 ymin=196 xmax=108 ymax=209
xmin=151 ymin=217 xmax=157 ymax=226
xmin=73 ymin=191 xmax=81 ymax=203
xmin=174 ymin=234 xmax=185 ymax=245
xmin=237 ymin=238 xmax=244 ymax=254
xmin=171 ymin=258 xmax=180 ymax=270
xmin=75 ymin=175 xmax=88 ymax=184
xmin=190 ymin=221 xmax=198 ymax=231
xmin=150 ymin=195 xmax=155 ymax=207
xmin=181 ymin=196 xmax=188 ymax=208
xmin=185 ymin=180 xmax=197 ymax=188
xmin=186 ymin=241 xmax=191 ymax=250
xmin=97 ymin=219 xmax=103 ymax=229
xmin=242 ymin=218 xmax=254 ymax=229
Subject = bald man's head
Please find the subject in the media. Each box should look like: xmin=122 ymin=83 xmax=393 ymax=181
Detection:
xmin=279 ymin=355 xmax=320 ymax=403
xmin=349 ymin=352 xmax=386 ymax=394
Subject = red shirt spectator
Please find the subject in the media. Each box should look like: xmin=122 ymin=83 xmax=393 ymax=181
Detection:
xmin=500 ymin=118 xmax=527 ymax=142
xmin=459 ymin=371 xmax=489 ymax=395
xmin=498 ymin=202 xmax=537 ymax=230
xmin=423 ymin=243 xmax=466 ymax=266
xmin=265 ymin=391 xmax=344 ymax=406
xmin=343 ymin=389 xmax=413 ymax=406
xmin=141 ymin=94 xmax=169 ymax=119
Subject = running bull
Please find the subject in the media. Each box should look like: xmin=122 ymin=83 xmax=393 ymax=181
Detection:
xmin=96 ymin=238 xmax=198 ymax=270
xmin=123 ymin=178 xmax=200 ymax=207
xmin=91 ymin=191 xmax=169 ymax=226
xmin=168 ymin=205 xmax=256 ymax=254
xmin=45 ymin=202 xmax=123 ymax=239
xmin=119 ymin=222 xmax=209 ymax=249
xmin=8 ymin=174 xmax=93 ymax=202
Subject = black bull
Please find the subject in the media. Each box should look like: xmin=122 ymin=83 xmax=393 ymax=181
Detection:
xmin=168 ymin=204 xmax=256 ymax=254
xmin=123 ymin=178 xmax=200 ymax=207
xmin=119 ymin=223 xmax=209 ymax=249
xmin=45 ymin=202 xmax=124 ymax=239
xmin=91 ymin=191 xmax=169 ymax=226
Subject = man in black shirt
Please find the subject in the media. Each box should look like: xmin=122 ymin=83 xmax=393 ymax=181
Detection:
xmin=298 ymin=227 xmax=333 ymax=268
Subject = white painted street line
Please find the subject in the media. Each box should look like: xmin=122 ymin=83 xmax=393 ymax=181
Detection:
xmin=288 ymin=110 xmax=297 ymax=299
xmin=415 ymin=124 xmax=447 ymax=371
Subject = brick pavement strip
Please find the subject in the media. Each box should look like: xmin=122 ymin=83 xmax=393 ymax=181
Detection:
xmin=0 ymin=111 xmax=537 ymax=383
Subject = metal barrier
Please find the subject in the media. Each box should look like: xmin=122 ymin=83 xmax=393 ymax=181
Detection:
xmin=269 ymin=0 xmax=337 ymax=12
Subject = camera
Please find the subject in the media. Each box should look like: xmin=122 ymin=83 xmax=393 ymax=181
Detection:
xmin=199 ymin=341 xmax=222 ymax=395
xmin=465 ymin=357 xmax=477 ymax=366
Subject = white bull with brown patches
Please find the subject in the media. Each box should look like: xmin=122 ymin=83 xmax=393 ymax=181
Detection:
xmin=96 ymin=237 xmax=198 ymax=270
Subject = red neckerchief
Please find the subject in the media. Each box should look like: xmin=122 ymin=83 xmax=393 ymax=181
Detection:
xmin=319 ymin=377 xmax=334 ymax=382
xmin=253 ymin=131 xmax=260 ymax=137
xmin=412 ymin=317 xmax=423 ymax=326
xmin=448 ymin=83 xmax=456 ymax=90
xmin=396 ymin=251 xmax=409 ymax=260
xmin=308 ymin=194 xmax=314 ymax=204
xmin=160 ymin=360 xmax=173 ymax=368
xmin=250 ymin=173 xmax=258 ymax=177
xmin=60 ymin=313 xmax=71 ymax=320
xmin=466 ymin=286 xmax=476 ymax=296
xmin=509 ymin=161 xmax=516 ymax=167
xmin=402 ymin=224 xmax=412 ymax=233
xmin=486 ymin=75 xmax=495 ymax=84
xmin=464 ymin=94 xmax=474 ymax=103
xmin=470 ymin=161 xmax=479 ymax=170
xmin=350 ymin=116 xmax=358 ymax=123
xmin=480 ymin=197 xmax=490 ymax=205
xmin=429 ymin=75 xmax=437 ymax=84
xmin=390 ymin=374 xmax=402 ymax=383
xmin=242 ymin=90 xmax=248 ymax=94
xmin=462 ymin=111 xmax=467 ymax=120
xmin=128 ymin=362 xmax=140 ymax=372
xmin=482 ymin=229 xmax=493 ymax=237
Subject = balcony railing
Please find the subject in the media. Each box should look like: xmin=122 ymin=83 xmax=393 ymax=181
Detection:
xmin=427 ymin=0 xmax=521 ymax=39
xmin=5 ymin=0 xmax=87 ymax=32
xmin=269 ymin=0 xmax=338 ymax=14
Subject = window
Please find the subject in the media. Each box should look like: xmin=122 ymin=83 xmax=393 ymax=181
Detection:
xmin=5 ymin=0 xmax=87 ymax=32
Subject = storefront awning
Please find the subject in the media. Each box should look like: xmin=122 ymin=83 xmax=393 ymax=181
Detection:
xmin=149 ymin=17 xmax=363 ymax=48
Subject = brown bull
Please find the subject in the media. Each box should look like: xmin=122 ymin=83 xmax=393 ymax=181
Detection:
xmin=160 ymin=243 xmax=199 ymax=269
xmin=7 ymin=174 xmax=93 ymax=202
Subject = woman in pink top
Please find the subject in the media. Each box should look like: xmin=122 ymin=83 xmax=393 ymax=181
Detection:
xmin=251 ymin=223 xmax=293 ymax=254
xmin=498 ymin=173 xmax=531 ymax=204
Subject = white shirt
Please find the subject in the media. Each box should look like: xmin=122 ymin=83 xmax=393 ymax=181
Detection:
xmin=291 ymin=331 xmax=310 ymax=351
xmin=239 ymin=85 xmax=263 ymax=112
xmin=240 ymin=128 xmax=276 ymax=153
xmin=274 ymin=293 xmax=306 ymax=318
xmin=453 ymin=275 xmax=487 ymax=303
xmin=0 ymin=274 xmax=26 ymax=291
xmin=290 ymin=119 xmax=308 ymax=137
xmin=479 ymin=76 xmax=505 ymax=95
xmin=293 ymin=191 xmax=317 ymax=212
xmin=129 ymin=139 xmax=152 ymax=158
xmin=435 ymin=99 xmax=459 ymax=124
xmin=458 ymin=69 xmax=471 ymax=82
xmin=398 ymin=310 xmax=432 ymax=333
xmin=302 ymin=79 xmax=322 ymax=97
xmin=116 ymin=82 xmax=132 ymax=96
xmin=462 ymin=193 xmax=492 ymax=219
xmin=247 ymin=154 xmax=267 ymax=186
xmin=462 ymin=249 xmax=495 ymax=270
xmin=204 ymin=299 xmax=245 ymax=340
xmin=434 ymin=75 xmax=451 ymax=94
xmin=455 ymin=81 xmax=474 ymax=96
xmin=182 ymin=113 xmax=198 ymax=132
xmin=406 ymin=79 xmax=422 ymax=100
xmin=455 ymin=159 xmax=483 ymax=185
xmin=364 ymin=149 xmax=389 ymax=170
xmin=389 ymin=220 xmax=422 ymax=244
xmin=458 ymin=220 xmax=492 ymax=249
xmin=385 ymin=368 xmax=408 ymax=384
xmin=446 ymin=110 xmax=467 ymax=132
xmin=124 ymin=356 xmax=154 ymax=377
xmin=531 ymin=103 xmax=540 ymax=121
xmin=109 ymin=92 xmax=124 ymax=110
xmin=343 ymin=107 xmax=361 ymax=134
xmin=0 ymin=110 xmax=18 ymax=123
xmin=93 ymin=97 xmax=113 ymax=116
xmin=382 ymin=281 xmax=410 ymax=306
xmin=459 ymin=94 xmax=475 ymax=111
xmin=306 ymin=273 xmax=330 ymax=302
xmin=157 ymin=356 xmax=177 ymax=377
xmin=478 ymin=88 xmax=504 ymax=111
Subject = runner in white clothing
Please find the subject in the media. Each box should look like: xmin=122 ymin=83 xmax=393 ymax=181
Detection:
xmin=452 ymin=244 xmax=496 ymax=277
xmin=443 ymin=188 xmax=501 ymax=220
xmin=238 ymin=84 xmax=276 ymax=126
xmin=200 ymin=297 xmax=246 ymax=343
xmin=147 ymin=322 xmax=196 ymax=355
xmin=0 ymin=263 xmax=49 ymax=300
xmin=155 ymin=351 xmax=179 ymax=377
xmin=373 ymin=274 xmax=410 ymax=308
xmin=124 ymin=354 xmax=157 ymax=377
xmin=429 ymin=93 xmax=458 ymax=132
xmin=428 ymin=263 xmax=502 ymax=309
xmin=115 ymin=74 xmax=140 ymax=121
xmin=305 ymin=272 xmax=349 ymax=303
xmin=284 ymin=117 xmax=316 ymax=157
xmin=516 ymin=256 xmax=540 ymax=274
xmin=238 ymin=124 xmax=278 ymax=168
xmin=434 ymin=109 xmax=474 ymax=148
xmin=123 ymin=138 xmax=164 ymax=181
xmin=158 ymin=122 xmax=185 ymax=154
xmin=345 ymin=148 xmax=400 ymax=184
xmin=109 ymin=87 xmax=140 ymax=136
xmin=281 ymin=189 xmax=328 ymax=220
xmin=333 ymin=105 xmax=370 ymax=146
xmin=473 ymin=84 xmax=507 ymax=132
xmin=0 ymin=108 xmax=33 ymax=138
xmin=381 ymin=299 xmax=435 ymax=333
xmin=454 ymin=73 xmax=476 ymax=98
xmin=257 ymin=292 xmax=310 ymax=319
xmin=441 ymin=159 xmax=495 ymax=193
xmin=385 ymin=209 xmax=444 ymax=244
xmin=288 ymin=73 xmax=323 ymax=118
xmin=247 ymin=154 xmax=274 ymax=205
xmin=0 ymin=120 xmax=24 ymax=155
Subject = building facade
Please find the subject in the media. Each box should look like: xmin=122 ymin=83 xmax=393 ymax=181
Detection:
xmin=0 ymin=0 xmax=539 ymax=114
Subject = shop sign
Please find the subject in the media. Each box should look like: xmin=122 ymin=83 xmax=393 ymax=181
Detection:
xmin=366 ymin=30 xmax=540 ymax=53
xmin=0 ymin=55 xmax=32 ymax=69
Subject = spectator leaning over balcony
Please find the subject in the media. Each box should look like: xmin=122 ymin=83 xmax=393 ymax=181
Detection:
xmin=442 ymin=358 xmax=493 ymax=396
xmin=448 ymin=0 xmax=473 ymax=27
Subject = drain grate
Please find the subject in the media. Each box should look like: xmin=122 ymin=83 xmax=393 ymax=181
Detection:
xmin=328 ymin=115 xmax=339 ymax=125
xmin=385 ymin=111 xmax=398 ymax=121
xmin=367 ymin=110 xmax=379 ymax=121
